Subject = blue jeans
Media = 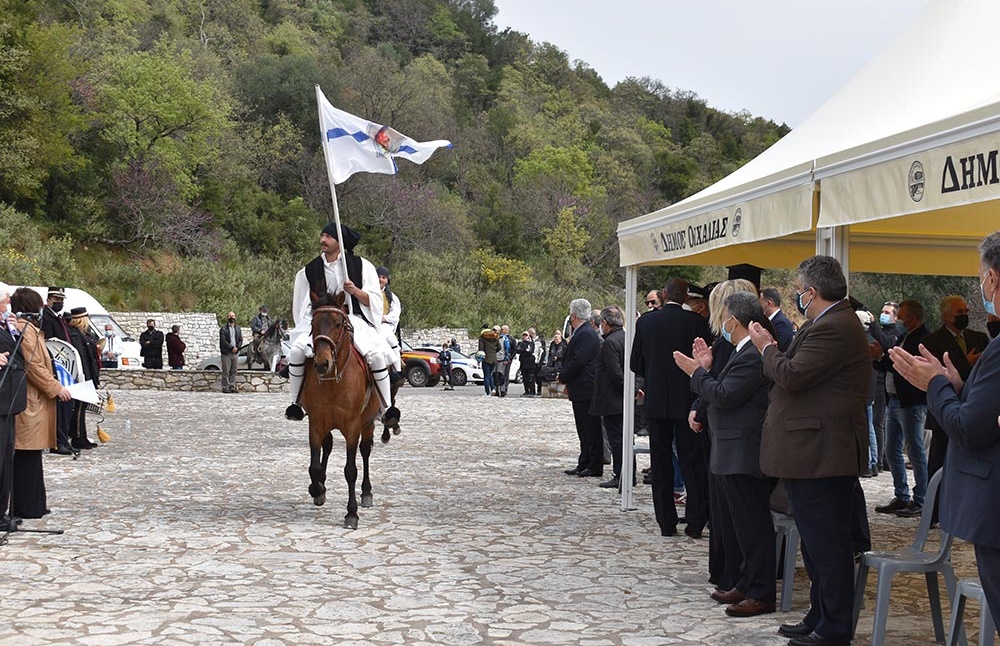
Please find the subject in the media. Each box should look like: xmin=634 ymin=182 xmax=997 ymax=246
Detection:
xmin=866 ymin=402 xmax=878 ymax=470
xmin=885 ymin=397 xmax=928 ymax=506
xmin=483 ymin=362 xmax=495 ymax=394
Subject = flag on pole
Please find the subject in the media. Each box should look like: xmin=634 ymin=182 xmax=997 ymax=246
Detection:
xmin=316 ymin=86 xmax=452 ymax=185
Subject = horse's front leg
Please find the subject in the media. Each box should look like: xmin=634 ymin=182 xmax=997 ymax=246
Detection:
xmin=308 ymin=429 xmax=333 ymax=506
xmin=343 ymin=435 xmax=360 ymax=529
xmin=360 ymin=428 xmax=374 ymax=509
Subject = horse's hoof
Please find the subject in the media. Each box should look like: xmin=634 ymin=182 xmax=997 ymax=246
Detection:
xmin=361 ymin=494 xmax=373 ymax=508
xmin=343 ymin=516 xmax=358 ymax=530
xmin=392 ymin=423 xmax=401 ymax=436
xmin=313 ymin=494 xmax=326 ymax=506
xmin=381 ymin=429 xmax=390 ymax=444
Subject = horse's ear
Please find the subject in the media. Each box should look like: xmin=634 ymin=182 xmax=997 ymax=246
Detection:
xmin=335 ymin=291 xmax=346 ymax=308
xmin=309 ymin=290 xmax=321 ymax=306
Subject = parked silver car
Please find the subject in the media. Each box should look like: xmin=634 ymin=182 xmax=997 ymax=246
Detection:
xmin=196 ymin=339 xmax=290 ymax=372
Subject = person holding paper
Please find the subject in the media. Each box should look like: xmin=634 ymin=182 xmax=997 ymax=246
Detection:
xmin=8 ymin=288 xmax=71 ymax=518
xmin=66 ymin=307 xmax=101 ymax=450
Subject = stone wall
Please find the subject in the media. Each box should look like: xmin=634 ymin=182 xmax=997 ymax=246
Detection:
xmin=402 ymin=327 xmax=471 ymax=351
xmin=112 ymin=311 xmax=252 ymax=368
xmin=101 ymin=368 xmax=287 ymax=393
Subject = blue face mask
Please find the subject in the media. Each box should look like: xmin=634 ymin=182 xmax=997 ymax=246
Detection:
xmin=721 ymin=316 xmax=734 ymax=344
xmin=982 ymin=275 xmax=997 ymax=317
xmin=879 ymin=313 xmax=892 ymax=326
xmin=795 ymin=289 xmax=813 ymax=317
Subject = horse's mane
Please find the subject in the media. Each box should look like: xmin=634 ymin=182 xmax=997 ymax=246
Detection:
xmin=312 ymin=291 xmax=345 ymax=309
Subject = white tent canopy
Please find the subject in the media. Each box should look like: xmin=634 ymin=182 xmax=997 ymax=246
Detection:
xmin=614 ymin=0 xmax=1000 ymax=509
xmin=618 ymin=0 xmax=1000 ymax=276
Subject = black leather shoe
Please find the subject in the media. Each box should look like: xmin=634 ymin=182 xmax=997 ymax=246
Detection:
xmin=576 ymin=468 xmax=603 ymax=477
xmin=564 ymin=467 xmax=582 ymax=475
xmin=285 ymin=403 xmax=305 ymax=421
xmin=778 ymin=621 xmax=814 ymax=637
xmin=49 ymin=446 xmax=74 ymax=456
xmin=874 ymin=497 xmax=909 ymax=513
xmin=895 ymin=502 xmax=923 ymax=518
xmin=660 ymin=527 xmax=677 ymax=537
xmin=787 ymin=632 xmax=851 ymax=646
xmin=599 ymin=477 xmax=620 ymax=489
xmin=685 ymin=526 xmax=703 ymax=539
xmin=382 ymin=406 xmax=400 ymax=427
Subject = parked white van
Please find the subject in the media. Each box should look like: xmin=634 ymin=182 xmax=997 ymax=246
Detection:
xmin=18 ymin=286 xmax=144 ymax=369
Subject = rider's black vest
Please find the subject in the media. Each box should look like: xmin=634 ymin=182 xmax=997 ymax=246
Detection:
xmin=304 ymin=254 xmax=373 ymax=326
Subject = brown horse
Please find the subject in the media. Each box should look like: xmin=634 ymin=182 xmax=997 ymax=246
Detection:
xmin=302 ymin=291 xmax=392 ymax=529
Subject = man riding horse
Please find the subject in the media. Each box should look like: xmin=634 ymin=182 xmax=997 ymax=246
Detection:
xmin=250 ymin=304 xmax=271 ymax=366
xmin=285 ymin=223 xmax=402 ymax=428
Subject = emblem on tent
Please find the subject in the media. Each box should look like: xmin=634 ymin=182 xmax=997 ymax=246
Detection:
xmin=908 ymin=161 xmax=925 ymax=202
xmin=732 ymin=208 xmax=742 ymax=237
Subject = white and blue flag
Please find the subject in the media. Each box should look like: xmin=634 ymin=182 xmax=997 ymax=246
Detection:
xmin=316 ymin=86 xmax=452 ymax=185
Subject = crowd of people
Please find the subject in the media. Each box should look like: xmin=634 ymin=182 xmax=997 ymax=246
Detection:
xmin=473 ymin=325 xmax=563 ymax=397
xmin=557 ymin=239 xmax=1000 ymax=645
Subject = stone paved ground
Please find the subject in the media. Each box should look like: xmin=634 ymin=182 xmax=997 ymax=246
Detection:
xmin=0 ymin=386 xmax=988 ymax=645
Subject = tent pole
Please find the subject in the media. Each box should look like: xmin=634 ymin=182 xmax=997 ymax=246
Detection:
xmin=621 ymin=266 xmax=637 ymax=512
xmin=817 ymin=225 xmax=850 ymax=287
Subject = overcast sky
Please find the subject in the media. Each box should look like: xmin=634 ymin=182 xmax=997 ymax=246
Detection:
xmin=492 ymin=0 xmax=932 ymax=127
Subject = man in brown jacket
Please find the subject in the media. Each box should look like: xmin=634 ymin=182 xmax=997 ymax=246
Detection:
xmin=749 ymin=255 xmax=871 ymax=646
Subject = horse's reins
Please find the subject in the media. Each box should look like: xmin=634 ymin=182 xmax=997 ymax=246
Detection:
xmin=311 ymin=305 xmax=354 ymax=382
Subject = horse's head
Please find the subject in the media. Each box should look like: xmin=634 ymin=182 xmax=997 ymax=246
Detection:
xmin=310 ymin=291 xmax=351 ymax=379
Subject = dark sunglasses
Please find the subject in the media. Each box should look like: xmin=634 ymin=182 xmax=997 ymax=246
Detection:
xmin=645 ymin=300 xmax=657 ymax=306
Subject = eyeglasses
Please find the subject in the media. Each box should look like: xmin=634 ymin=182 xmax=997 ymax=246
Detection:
xmin=645 ymin=300 xmax=657 ymax=306
xmin=884 ymin=301 xmax=898 ymax=307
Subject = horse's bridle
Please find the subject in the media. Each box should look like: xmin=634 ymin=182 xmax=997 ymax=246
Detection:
xmin=311 ymin=305 xmax=353 ymax=382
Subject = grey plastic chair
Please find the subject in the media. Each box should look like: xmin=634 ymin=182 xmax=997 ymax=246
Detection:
xmin=852 ymin=469 xmax=956 ymax=646
xmin=772 ymin=511 xmax=800 ymax=612
xmin=947 ymin=578 xmax=996 ymax=646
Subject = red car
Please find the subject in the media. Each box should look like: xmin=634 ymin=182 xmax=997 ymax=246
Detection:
xmin=400 ymin=340 xmax=441 ymax=387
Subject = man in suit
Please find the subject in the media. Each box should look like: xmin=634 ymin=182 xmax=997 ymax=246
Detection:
xmin=558 ymin=298 xmax=604 ymax=478
xmin=0 ymin=282 xmax=28 ymax=530
xmin=748 ymin=255 xmax=870 ymax=646
xmin=890 ymin=230 xmax=1000 ymax=635
xmin=676 ymin=291 xmax=775 ymax=618
xmin=591 ymin=307 xmax=626 ymax=489
xmin=760 ymin=287 xmax=794 ymax=351
xmin=631 ymin=278 xmax=713 ymax=538
xmin=920 ymin=295 xmax=989 ymax=489
xmin=874 ymin=300 xmax=930 ymax=518
xmin=219 ymin=311 xmax=243 ymax=394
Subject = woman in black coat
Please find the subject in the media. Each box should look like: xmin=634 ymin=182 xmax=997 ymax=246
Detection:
xmin=66 ymin=307 xmax=101 ymax=450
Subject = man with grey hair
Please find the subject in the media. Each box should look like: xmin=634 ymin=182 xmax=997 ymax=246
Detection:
xmin=918 ymin=294 xmax=989 ymax=524
xmin=631 ymin=277 xmax=713 ymax=538
xmin=891 ymin=230 xmax=1000 ymax=637
xmin=592 ymin=306 xmax=627 ymax=489
xmin=748 ymin=255 xmax=870 ymax=645
xmin=559 ymin=298 xmax=604 ymax=478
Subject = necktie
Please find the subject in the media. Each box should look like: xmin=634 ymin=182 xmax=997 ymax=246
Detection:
xmin=955 ymin=332 xmax=967 ymax=354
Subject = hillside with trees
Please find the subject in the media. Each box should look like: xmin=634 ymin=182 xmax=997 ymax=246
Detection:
xmin=0 ymin=0 xmax=790 ymax=332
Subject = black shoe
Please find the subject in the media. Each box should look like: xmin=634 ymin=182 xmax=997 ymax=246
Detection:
xmin=778 ymin=621 xmax=814 ymax=637
xmin=71 ymin=440 xmax=96 ymax=450
xmin=660 ymin=526 xmax=677 ymax=537
xmin=49 ymin=446 xmax=74 ymax=456
xmin=576 ymin=468 xmax=602 ymax=477
xmin=382 ymin=406 xmax=401 ymax=427
xmin=599 ymin=477 xmax=620 ymax=489
xmin=788 ymin=632 xmax=851 ymax=646
xmin=285 ymin=403 xmax=305 ymax=421
xmin=642 ymin=473 xmax=653 ymax=485
xmin=564 ymin=467 xmax=582 ymax=475
xmin=875 ymin=497 xmax=909 ymax=513
xmin=684 ymin=526 xmax=703 ymax=539
xmin=895 ymin=502 xmax=923 ymax=517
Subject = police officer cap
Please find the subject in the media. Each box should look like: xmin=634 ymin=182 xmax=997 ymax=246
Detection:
xmin=47 ymin=286 xmax=65 ymax=298
xmin=320 ymin=222 xmax=361 ymax=251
